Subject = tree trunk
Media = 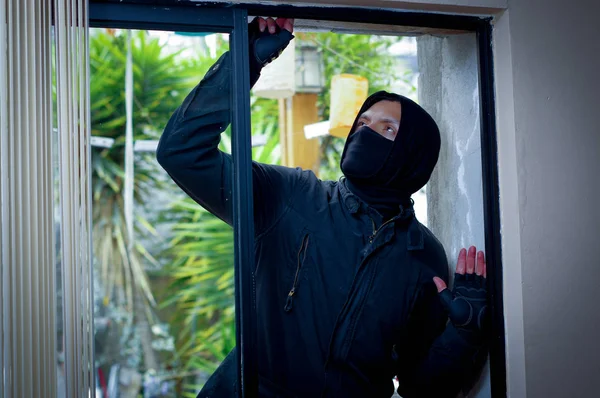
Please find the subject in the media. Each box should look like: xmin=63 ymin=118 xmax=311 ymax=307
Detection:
xmin=134 ymin=286 xmax=159 ymax=372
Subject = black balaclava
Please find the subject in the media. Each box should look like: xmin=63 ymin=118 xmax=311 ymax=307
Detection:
xmin=340 ymin=91 xmax=441 ymax=220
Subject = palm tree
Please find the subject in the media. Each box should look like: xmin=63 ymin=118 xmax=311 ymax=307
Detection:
xmin=89 ymin=28 xmax=201 ymax=376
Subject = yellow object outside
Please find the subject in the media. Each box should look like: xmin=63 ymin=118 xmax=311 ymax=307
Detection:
xmin=329 ymin=74 xmax=369 ymax=138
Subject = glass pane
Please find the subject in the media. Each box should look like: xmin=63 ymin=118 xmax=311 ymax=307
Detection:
xmin=89 ymin=27 xmax=234 ymax=397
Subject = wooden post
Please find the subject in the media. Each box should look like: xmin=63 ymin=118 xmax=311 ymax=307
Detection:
xmin=279 ymin=93 xmax=321 ymax=175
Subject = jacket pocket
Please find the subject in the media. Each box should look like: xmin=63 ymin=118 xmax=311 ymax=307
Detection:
xmin=284 ymin=233 xmax=310 ymax=313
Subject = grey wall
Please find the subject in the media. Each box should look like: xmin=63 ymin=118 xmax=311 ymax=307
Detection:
xmin=418 ymin=33 xmax=490 ymax=398
xmin=503 ymin=1 xmax=600 ymax=396
xmin=418 ymin=34 xmax=485 ymax=256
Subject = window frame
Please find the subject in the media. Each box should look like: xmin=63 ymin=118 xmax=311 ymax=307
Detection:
xmin=89 ymin=1 xmax=505 ymax=397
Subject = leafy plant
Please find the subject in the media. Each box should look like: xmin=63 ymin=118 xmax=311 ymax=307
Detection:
xmin=89 ymin=28 xmax=200 ymax=373
xmin=159 ymin=92 xmax=280 ymax=386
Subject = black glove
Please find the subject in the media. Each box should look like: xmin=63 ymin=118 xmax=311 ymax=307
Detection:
xmin=439 ymin=273 xmax=488 ymax=345
xmin=248 ymin=18 xmax=294 ymax=84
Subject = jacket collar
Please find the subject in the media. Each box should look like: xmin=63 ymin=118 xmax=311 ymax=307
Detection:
xmin=339 ymin=177 xmax=361 ymax=214
xmin=338 ymin=177 xmax=414 ymax=220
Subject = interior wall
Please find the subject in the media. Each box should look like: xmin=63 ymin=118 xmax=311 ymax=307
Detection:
xmin=491 ymin=10 xmax=526 ymax=398
xmin=502 ymin=1 xmax=600 ymax=397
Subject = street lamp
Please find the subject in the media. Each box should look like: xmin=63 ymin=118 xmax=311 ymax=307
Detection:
xmin=253 ymin=41 xmax=325 ymax=99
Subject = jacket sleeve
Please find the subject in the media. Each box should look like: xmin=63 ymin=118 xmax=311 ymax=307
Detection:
xmin=157 ymin=52 xmax=304 ymax=234
xmin=395 ymin=275 xmax=488 ymax=398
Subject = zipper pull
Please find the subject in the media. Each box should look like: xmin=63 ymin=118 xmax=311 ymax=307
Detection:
xmin=369 ymin=218 xmax=377 ymax=244
xmin=284 ymin=288 xmax=295 ymax=312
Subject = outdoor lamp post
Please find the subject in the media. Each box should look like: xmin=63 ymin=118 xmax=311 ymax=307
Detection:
xmin=295 ymin=43 xmax=324 ymax=93
xmin=276 ymin=42 xmax=325 ymax=173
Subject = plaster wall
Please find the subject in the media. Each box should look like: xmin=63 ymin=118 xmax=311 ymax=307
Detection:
xmin=418 ymin=33 xmax=489 ymax=398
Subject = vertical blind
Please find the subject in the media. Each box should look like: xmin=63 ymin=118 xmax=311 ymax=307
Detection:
xmin=0 ymin=0 xmax=93 ymax=397
xmin=54 ymin=0 xmax=94 ymax=396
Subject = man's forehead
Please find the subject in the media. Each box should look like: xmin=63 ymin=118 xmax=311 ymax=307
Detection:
xmin=359 ymin=109 xmax=401 ymax=125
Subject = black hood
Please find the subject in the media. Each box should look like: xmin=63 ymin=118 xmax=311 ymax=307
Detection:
xmin=340 ymin=91 xmax=441 ymax=215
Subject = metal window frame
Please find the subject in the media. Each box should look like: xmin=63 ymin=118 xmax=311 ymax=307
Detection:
xmin=90 ymin=3 xmax=258 ymax=396
xmin=89 ymin=2 xmax=506 ymax=397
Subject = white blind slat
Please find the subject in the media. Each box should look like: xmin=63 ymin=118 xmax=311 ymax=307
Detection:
xmin=1 ymin=0 xmax=91 ymax=396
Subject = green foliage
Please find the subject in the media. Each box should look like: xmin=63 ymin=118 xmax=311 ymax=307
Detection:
xmin=89 ymin=29 xmax=201 ymax=371
xmin=160 ymin=91 xmax=281 ymax=381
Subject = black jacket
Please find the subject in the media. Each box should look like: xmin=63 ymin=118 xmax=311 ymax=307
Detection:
xmin=157 ymin=52 xmax=484 ymax=398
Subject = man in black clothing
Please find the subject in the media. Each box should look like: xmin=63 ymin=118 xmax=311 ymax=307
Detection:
xmin=157 ymin=17 xmax=489 ymax=398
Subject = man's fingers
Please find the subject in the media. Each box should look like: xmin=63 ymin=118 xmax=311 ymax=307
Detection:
xmin=283 ymin=18 xmax=295 ymax=33
xmin=275 ymin=18 xmax=286 ymax=29
xmin=466 ymin=246 xmax=476 ymax=274
xmin=433 ymin=276 xmax=447 ymax=293
xmin=257 ymin=17 xmax=267 ymax=32
xmin=456 ymin=248 xmax=467 ymax=275
xmin=275 ymin=18 xmax=293 ymax=31
xmin=476 ymin=250 xmax=485 ymax=276
xmin=266 ymin=17 xmax=277 ymax=33
xmin=257 ymin=17 xmax=294 ymax=33
xmin=433 ymin=277 xmax=453 ymax=314
xmin=437 ymin=284 xmax=454 ymax=313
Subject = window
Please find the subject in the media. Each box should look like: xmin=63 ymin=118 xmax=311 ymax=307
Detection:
xmin=89 ymin=2 xmax=504 ymax=397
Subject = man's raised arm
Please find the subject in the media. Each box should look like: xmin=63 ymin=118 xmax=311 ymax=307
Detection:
xmin=157 ymin=18 xmax=299 ymax=231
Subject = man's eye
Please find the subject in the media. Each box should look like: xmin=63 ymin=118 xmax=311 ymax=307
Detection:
xmin=386 ymin=127 xmax=395 ymax=134
xmin=358 ymin=121 xmax=366 ymax=126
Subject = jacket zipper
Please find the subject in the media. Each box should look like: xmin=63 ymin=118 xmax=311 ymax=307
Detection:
xmin=368 ymin=218 xmax=395 ymax=243
xmin=284 ymin=234 xmax=310 ymax=312
xmin=322 ymin=216 xmax=402 ymax=394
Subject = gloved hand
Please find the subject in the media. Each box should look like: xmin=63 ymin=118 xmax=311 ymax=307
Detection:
xmin=434 ymin=246 xmax=489 ymax=345
xmin=248 ymin=17 xmax=295 ymax=83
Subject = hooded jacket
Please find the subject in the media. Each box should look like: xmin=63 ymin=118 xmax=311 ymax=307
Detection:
xmin=157 ymin=52 xmax=486 ymax=398
xmin=341 ymin=91 xmax=441 ymax=210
